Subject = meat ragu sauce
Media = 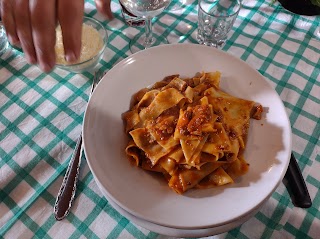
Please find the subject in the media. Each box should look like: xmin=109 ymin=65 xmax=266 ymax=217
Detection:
xmin=251 ymin=104 xmax=263 ymax=120
xmin=187 ymin=105 xmax=212 ymax=135
xmin=176 ymin=105 xmax=212 ymax=137
xmin=123 ymin=71 xmax=264 ymax=194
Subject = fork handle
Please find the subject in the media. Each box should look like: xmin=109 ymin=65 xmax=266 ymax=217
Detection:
xmin=54 ymin=135 xmax=83 ymax=220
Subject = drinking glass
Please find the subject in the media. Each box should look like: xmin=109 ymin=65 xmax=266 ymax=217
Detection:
xmin=120 ymin=2 xmax=145 ymax=27
xmin=119 ymin=0 xmax=172 ymax=53
xmin=0 ymin=22 xmax=9 ymax=55
xmin=197 ymin=0 xmax=241 ymax=48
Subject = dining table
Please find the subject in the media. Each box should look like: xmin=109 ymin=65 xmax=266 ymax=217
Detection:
xmin=0 ymin=0 xmax=319 ymax=238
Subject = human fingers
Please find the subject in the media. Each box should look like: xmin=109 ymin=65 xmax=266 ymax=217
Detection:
xmin=29 ymin=0 xmax=56 ymax=72
xmin=14 ymin=0 xmax=37 ymax=64
xmin=57 ymin=0 xmax=84 ymax=62
xmin=95 ymin=0 xmax=113 ymax=20
xmin=0 ymin=0 xmax=20 ymax=46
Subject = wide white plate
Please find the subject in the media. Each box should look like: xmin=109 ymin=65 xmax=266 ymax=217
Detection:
xmin=83 ymin=44 xmax=291 ymax=229
xmin=95 ymin=178 xmax=268 ymax=237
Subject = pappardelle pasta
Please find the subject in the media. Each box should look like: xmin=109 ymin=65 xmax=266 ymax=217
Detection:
xmin=122 ymin=72 xmax=263 ymax=194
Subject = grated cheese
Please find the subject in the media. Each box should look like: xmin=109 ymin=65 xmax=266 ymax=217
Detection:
xmin=55 ymin=23 xmax=104 ymax=65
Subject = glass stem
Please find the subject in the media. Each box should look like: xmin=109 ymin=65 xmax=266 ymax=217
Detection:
xmin=144 ymin=17 xmax=153 ymax=48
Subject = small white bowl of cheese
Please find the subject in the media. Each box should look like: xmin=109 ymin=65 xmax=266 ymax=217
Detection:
xmin=55 ymin=16 xmax=108 ymax=73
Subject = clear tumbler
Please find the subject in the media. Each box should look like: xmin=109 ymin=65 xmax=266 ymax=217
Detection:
xmin=197 ymin=0 xmax=241 ymax=48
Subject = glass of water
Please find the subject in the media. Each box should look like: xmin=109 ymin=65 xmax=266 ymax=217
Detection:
xmin=119 ymin=0 xmax=172 ymax=53
xmin=197 ymin=0 xmax=241 ymax=48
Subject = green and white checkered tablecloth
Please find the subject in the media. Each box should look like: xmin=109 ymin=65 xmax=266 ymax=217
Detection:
xmin=0 ymin=0 xmax=319 ymax=238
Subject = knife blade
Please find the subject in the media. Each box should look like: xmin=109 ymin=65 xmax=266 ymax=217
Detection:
xmin=283 ymin=152 xmax=312 ymax=208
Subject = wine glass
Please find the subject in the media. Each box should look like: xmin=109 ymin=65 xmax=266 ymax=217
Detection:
xmin=119 ymin=0 xmax=172 ymax=53
xmin=169 ymin=0 xmax=188 ymax=11
xmin=0 ymin=22 xmax=9 ymax=55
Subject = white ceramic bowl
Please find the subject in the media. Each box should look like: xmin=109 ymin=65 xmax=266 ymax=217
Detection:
xmin=83 ymin=44 xmax=291 ymax=230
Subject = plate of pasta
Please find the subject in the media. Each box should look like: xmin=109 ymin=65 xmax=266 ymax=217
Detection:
xmin=83 ymin=44 xmax=291 ymax=230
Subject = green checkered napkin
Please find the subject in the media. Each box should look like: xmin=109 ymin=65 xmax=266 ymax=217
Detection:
xmin=0 ymin=0 xmax=319 ymax=238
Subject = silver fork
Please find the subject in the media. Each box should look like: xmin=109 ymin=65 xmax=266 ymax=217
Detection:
xmin=54 ymin=71 xmax=104 ymax=220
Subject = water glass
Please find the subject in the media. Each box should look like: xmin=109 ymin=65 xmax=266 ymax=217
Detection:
xmin=197 ymin=0 xmax=241 ymax=48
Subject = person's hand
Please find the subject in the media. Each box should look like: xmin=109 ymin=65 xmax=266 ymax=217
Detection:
xmin=0 ymin=0 xmax=112 ymax=73
xmin=95 ymin=0 xmax=113 ymax=20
